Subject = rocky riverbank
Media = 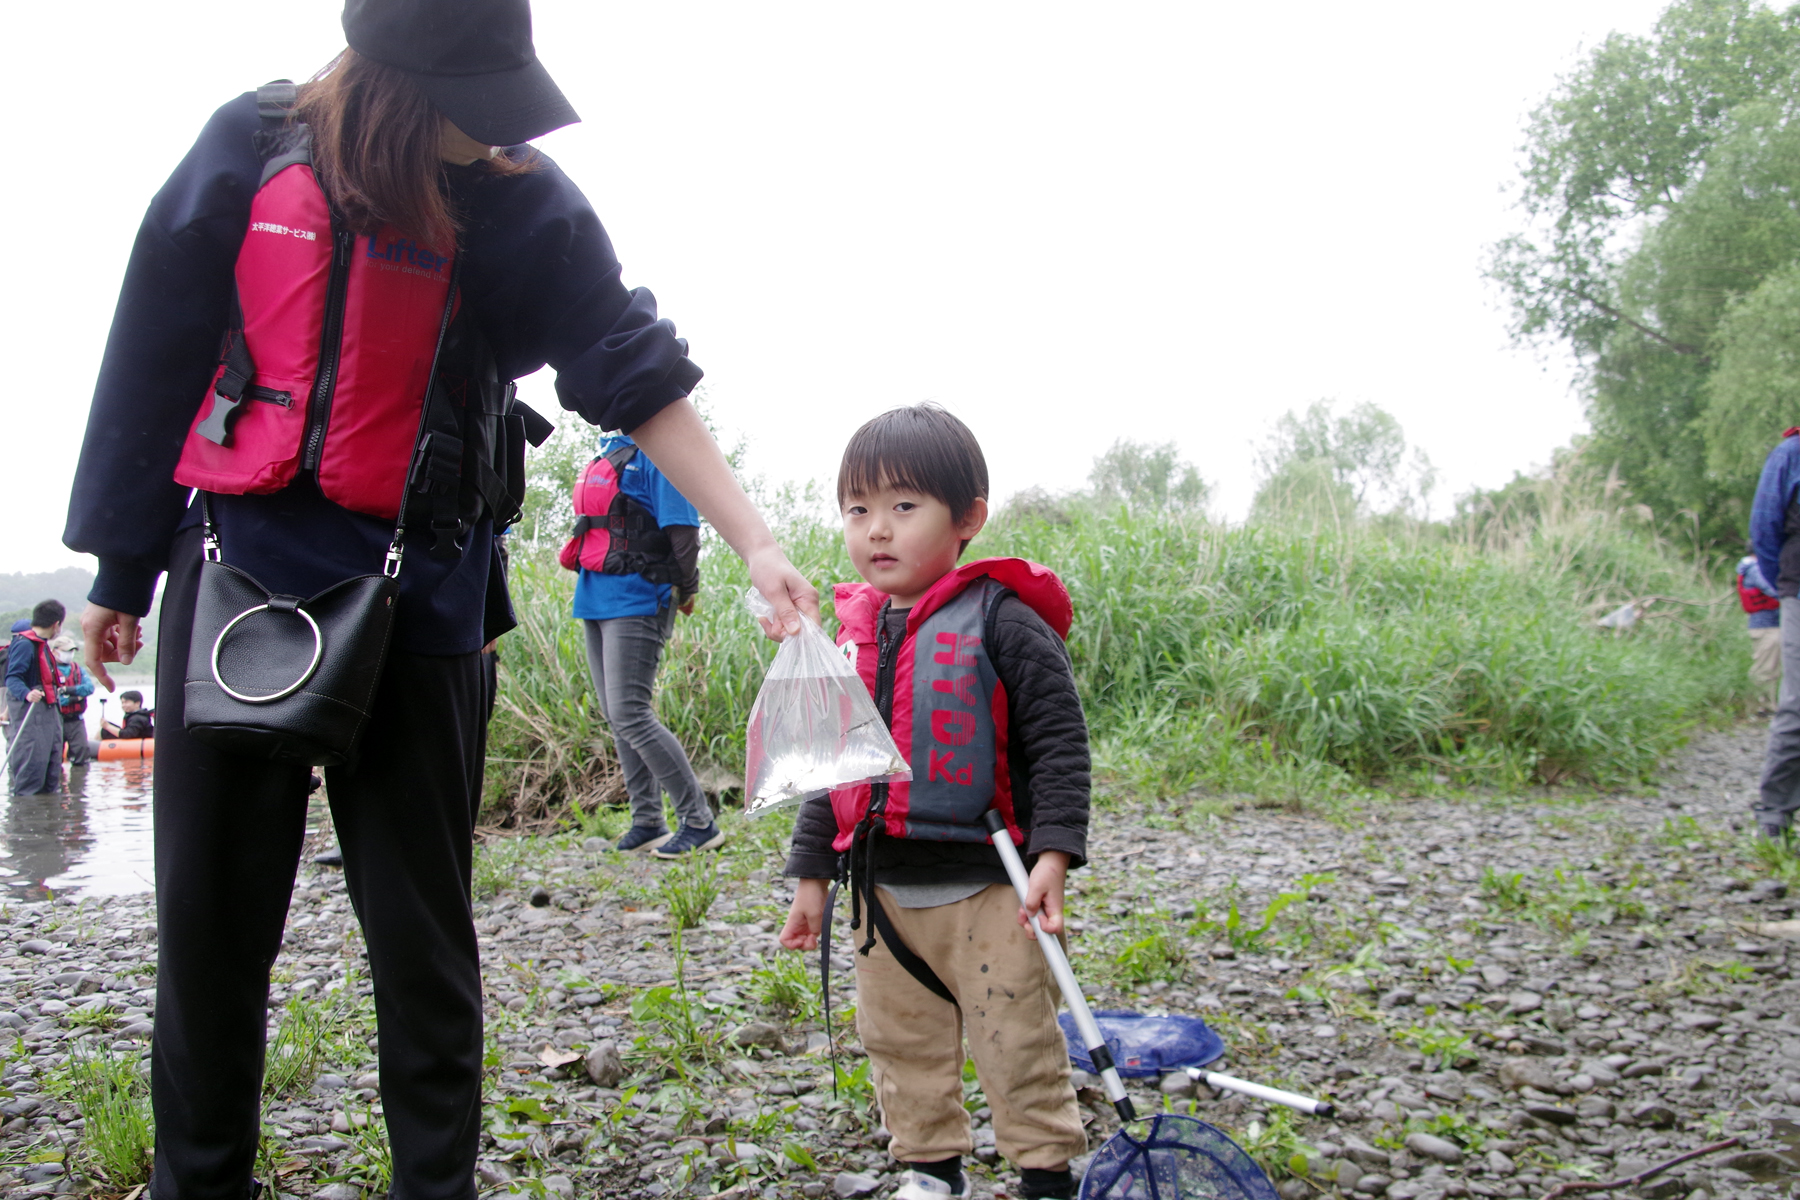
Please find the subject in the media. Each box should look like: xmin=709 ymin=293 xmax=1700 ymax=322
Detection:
xmin=4 ymin=723 xmax=1800 ymax=1199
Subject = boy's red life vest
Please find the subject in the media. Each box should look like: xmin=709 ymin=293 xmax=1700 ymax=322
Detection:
xmin=826 ymin=558 xmax=1073 ymax=852
xmin=556 ymin=443 xmax=680 ymax=582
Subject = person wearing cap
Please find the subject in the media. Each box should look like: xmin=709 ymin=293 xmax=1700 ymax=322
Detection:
xmin=49 ymin=635 xmax=95 ymax=768
xmin=62 ymin=2 xmax=819 ymax=1197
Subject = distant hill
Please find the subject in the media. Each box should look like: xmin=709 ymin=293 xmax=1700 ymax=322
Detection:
xmin=0 ymin=566 xmax=158 ymax=677
xmin=0 ymin=567 xmax=94 ymax=625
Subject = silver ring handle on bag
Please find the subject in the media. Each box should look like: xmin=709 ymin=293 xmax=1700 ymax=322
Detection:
xmin=211 ymin=604 xmax=323 ymax=704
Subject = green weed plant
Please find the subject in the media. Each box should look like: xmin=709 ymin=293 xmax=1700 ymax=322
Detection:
xmin=50 ymin=1045 xmax=153 ymax=1188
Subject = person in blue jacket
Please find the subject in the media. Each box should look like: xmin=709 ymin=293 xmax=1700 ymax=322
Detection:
xmin=1738 ymin=553 xmax=1782 ymax=710
xmin=573 ymin=433 xmax=720 ymax=857
xmin=1750 ymin=428 xmax=1800 ymax=835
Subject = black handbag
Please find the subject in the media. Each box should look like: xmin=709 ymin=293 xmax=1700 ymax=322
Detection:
xmin=182 ymin=266 xmax=461 ymax=767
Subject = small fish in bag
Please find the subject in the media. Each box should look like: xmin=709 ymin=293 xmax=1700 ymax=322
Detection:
xmin=741 ymin=589 xmax=909 ymax=816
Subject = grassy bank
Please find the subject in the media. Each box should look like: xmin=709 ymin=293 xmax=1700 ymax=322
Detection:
xmin=484 ymin=475 xmax=1750 ymax=827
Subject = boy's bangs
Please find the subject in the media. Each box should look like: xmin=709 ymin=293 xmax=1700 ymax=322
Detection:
xmin=836 ymin=405 xmax=989 ymax=522
xmin=836 ymin=452 xmax=933 ymax=505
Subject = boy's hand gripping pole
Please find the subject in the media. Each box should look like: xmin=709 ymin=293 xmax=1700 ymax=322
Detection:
xmin=983 ymin=810 xmax=1136 ymax=1123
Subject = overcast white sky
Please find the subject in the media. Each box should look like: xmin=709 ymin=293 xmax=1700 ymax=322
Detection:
xmin=0 ymin=0 xmax=1674 ymax=573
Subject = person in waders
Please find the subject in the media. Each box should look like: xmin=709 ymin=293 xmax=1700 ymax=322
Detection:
xmin=51 ymin=635 xmax=95 ymax=768
xmin=5 ymin=601 xmax=67 ymax=795
xmin=779 ymin=406 xmax=1090 ymax=1200
xmin=63 ymin=2 xmax=818 ymax=1196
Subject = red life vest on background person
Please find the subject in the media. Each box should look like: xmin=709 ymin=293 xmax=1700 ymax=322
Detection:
xmin=171 ymin=83 xmax=552 ymax=552
xmin=827 ymin=558 xmax=1073 ymax=852
xmin=55 ymin=662 xmax=87 ymax=717
xmin=556 ymin=443 xmax=680 ymax=582
xmin=16 ymin=633 xmax=57 ymax=706
xmin=1739 ymin=564 xmax=1781 ymax=614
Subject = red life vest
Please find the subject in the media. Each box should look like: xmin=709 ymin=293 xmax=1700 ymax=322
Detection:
xmin=1739 ymin=566 xmax=1781 ymax=614
xmin=55 ymin=662 xmax=87 ymax=717
xmin=556 ymin=443 xmax=680 ymax=582
xmin=15 ymin=633 xmax=57 ymax=707
xmin=827 ymin=558 xmax=1073 ymax=851
xmin=170 ymin=83 xmax=549 ymax=552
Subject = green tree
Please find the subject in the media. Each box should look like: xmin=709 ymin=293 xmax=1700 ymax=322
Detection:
xmin=1491 ymin=0 xmax=1800 ymax=537
xmin=1704 ymin=260 xmax=1800 ymax=478
xmin=1087 ymin=439 xmax=1211 ymax=511
xmin=1251 ymin=400 xmax=1434 ymax=521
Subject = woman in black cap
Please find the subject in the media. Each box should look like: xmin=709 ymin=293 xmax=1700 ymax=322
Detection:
xmin=63 ymin=1 xmax=817 ymax=1197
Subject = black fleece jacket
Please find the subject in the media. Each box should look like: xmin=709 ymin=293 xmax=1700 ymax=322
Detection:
xmin=783 ymin=594 xmax=1091 ymax=886
xmin=64 ymin=92 xmax=701 ymax=654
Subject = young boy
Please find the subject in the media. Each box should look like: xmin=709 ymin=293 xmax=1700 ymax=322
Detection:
xmin=103 ymin=690 xmax=154 ymax=741
xmin=778 ymin=405 xmax=1090 ymax=1200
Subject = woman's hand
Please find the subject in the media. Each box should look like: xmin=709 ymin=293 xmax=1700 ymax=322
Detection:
xmin=1019 ymin=850 xmax=1071 ymax=939
xmin=779 ymin=877 xmax=831 ymax=951
xmin=81 ymin=604 xmax=141 ymax=692
xmin=748 ymin=545 xmax=821 ymax=640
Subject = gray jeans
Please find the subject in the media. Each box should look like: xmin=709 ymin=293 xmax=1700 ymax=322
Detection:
xmin=1759 ymin=597 xmax=1800 ymax=826
xmin=583 ymin=610 xmax=709 ymax=830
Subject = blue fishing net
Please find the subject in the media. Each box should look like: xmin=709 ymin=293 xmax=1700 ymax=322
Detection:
xmin=1079 ymin=1115 xmax=1279 ymax=1200
xmin=1059 ymin=1011 xmax=1225 ymax=1078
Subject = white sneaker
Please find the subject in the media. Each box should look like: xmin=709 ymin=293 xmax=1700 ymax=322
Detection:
xmin=892 ymin=1169 xmax=972 ymax=1199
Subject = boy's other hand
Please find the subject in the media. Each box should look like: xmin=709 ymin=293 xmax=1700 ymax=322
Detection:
xmin=779 ymin=877 xmax=831 ymax=951
xmin=747 ymin=545 xmax=820 ymax=640
xmin=1020 ymin=850 xmax=1071 ymax=939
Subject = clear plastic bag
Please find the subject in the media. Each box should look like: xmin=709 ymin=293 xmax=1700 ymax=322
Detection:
xmin=741 ymin=588 xmax=910 ymax=817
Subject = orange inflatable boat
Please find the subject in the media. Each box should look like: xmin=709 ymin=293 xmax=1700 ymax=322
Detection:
xmin=94 ymin=739 xmax=154 ymax=762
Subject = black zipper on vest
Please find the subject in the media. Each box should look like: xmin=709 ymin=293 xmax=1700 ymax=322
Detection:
xmin=302 ymin=228 xmax=355 ymax=471
xmin=870 ymin=614 xmax=900 ymax=814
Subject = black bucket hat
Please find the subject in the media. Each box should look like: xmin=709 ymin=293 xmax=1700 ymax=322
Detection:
xmin=343 ymin=0 xmax=580 ymax=146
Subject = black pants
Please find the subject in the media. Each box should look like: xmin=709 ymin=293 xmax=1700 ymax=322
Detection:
xmin=153 ymin=526 xmax=486 ymax=1200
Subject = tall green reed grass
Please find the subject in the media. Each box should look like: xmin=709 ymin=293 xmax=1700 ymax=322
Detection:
xmin=484 ymin=472 xmax=1748 ymax=822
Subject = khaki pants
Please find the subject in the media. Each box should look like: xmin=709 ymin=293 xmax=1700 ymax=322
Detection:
xmin=1753 ymin=626 xmax=1783 ymax=703
xmin=854 ymin=883 xmax=1087 ymax=1169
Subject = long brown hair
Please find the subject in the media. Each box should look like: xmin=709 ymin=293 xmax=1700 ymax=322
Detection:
xmin=296 ymin=49 xmax=536 ymax=250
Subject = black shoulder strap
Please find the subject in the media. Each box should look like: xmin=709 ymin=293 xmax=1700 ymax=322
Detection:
xmin=257 ymin=80 xmax=298 ymax=121
xmin=866 ymin=888 xmax=958 ymax=1005
xmin=253 ymin=79 xmax=312 ymax=187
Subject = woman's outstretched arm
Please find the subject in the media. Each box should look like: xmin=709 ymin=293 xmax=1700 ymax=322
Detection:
xmin=629 ymin=397 xmax=819 ymax=638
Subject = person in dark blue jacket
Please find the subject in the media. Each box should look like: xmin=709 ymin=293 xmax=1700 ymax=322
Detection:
xmin=1750 ymin=430 xmax=1800 ymax=835
xmin=1738 ymin=553 xmax=1782 ymax=709
xmin=4 ymin=601 xmax=66 ymax=795
xmin=61 ymin=3 xmax=818 ymax=1196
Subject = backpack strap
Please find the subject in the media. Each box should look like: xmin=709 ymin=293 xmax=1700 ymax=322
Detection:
xmin=252 ymin=79 xmax=312 ymax=187
xmin=203 ymin=80 xmax=310 ymax=446
xmin=257 ymin=80 xmax=298 ymax=121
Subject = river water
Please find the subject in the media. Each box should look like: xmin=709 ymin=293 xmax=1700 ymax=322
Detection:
xmin=0 ymin=681 xmax=158 ymax=901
